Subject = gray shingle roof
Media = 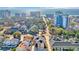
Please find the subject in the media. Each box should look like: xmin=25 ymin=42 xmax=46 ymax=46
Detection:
xmin=53 ymin=42 xmax=79 ymax=46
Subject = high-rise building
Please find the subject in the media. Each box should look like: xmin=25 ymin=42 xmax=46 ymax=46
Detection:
xmin=15 ymin=13 xmax=21 ymax=17
xmin=15 ymin=13 xmax=26 ymax=17
xmin=54 ymin=11 xmax=69 ymax=28
xmin=46 ymin=14 xmax=54 ymax=19
xmin=21 ymin=13 xmax=26 ymax=17
xmin=30 ymin=11 xmax=41 ymax=18
xmin=14 ymin=12 xmax=27 ymax=21
xmin=0 ymin=10 xmax=11 ymax=19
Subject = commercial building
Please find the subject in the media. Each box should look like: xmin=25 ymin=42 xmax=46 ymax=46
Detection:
xmin=46 ymin=14 xmax=54 ymax=19
xmin=53 ymin=42 xmax=79 ymax=51
xmin=0 ymin=10 xmax=11 ymax=19
xmin=30 ymin=11 xmax=41 ymax=18
xmin=54 ymin=11 xmax=69 ymax=28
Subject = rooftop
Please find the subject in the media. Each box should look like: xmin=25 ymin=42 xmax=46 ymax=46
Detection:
xmin=53 ymin=42 xmax=79 ymax=46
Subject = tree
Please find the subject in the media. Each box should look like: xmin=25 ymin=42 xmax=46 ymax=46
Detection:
xmin=70 ymin=22 xmax=76 ymax=29
xmin=36 ymin=20 xmax=46 ymax=30
xmin=13 ymin=32 xmax=21 ymax=39
xmin=0 ymin=26 xmax=4 ymax=31
xmin=68 ymin=31 xmax=75 ymax=37
xmin=63 ymin=30 xmax=69 ymax=40
xmin=45 ymin=20 xmax=55 ymax=35
xmin=28 ymin=25 xmax=39 ymax=35
xmin=10 ymin=48 xmax=16 ymax=51
xmin=63 ymin=30 xmax=69 ymax=35
xmin=77 ymin=32 xmax=79 ymax=39
xmin=55 ymin=27 xmax=64 ymax=35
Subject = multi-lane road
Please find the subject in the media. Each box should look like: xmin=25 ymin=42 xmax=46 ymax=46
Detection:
xmin=31 ymin=17 xmax=52 ymax=51
xmin=43 ymin=17 xmax=52 ymax=51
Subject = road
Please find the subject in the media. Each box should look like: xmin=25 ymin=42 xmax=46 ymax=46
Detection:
xmin=43 ymin=17 xmax=52 ymax=51
xmin=31 ymin=17 xmax=52 ymax=51
xmin=31 ymin=45 xmax=35 ymax=51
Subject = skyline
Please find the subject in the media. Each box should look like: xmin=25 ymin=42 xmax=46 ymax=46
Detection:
xmin=0 ymin=7 xmax=79 ymax=51
xmin=0 ymin=7 xmax=79 ymax=15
